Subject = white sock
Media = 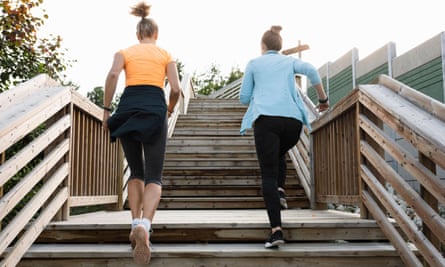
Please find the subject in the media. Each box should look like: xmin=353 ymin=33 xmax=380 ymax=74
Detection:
xmin=131 ymin=218 xmax=142 ymax=229
xmin=141 ymin=218 xmax=151 ymax=231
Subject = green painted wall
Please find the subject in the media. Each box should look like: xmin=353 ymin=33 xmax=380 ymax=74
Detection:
xmin=356 ymin=63 xmax=390 ymax=85
xmin=307 ymin=77 xmax=328 ymax=105
xmin=328 ymin=66 xmax=353 ymax=106
xmin=395 ymin=57 xmax=444 ymax=102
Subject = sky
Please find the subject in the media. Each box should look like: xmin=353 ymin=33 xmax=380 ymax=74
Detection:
xmin=39 ymin=0 xmax=445 ymax=96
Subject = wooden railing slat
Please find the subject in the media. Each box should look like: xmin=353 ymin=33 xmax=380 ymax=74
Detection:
xmin=0 ymin=115 xmax=70 ymax=187
xmin=0 ymin=139 xmax=69 ymax=221
xmin=0 ymin=187 xmax=68 ymax=267
xmin=359 ymin=114 xmax=445 ymax=206
xmin=0 ymin=163 xmax=68 ymax=254
xmin=360 ymin=141 xmax=445 ymax=244
xmin=360 ymin=189 xmax=423 ymax=267
xmin=361 ymin=165 xmax=445 ymax=267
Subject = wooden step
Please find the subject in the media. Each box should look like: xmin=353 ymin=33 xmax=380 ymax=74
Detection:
xmin=161 ymin=175 xmax=301 ymax=186
xmin=172 ymin=129 xmax=247 ymax=136
xmin=36 ymin=210 xmax=389 ymax=244
xmin=159 ymin=196 xmax=309 ymax=209
xmin=17 ymin=242 xmax=410 ymax=267
xmin=161 ymin=186 xmax=305 ymax=197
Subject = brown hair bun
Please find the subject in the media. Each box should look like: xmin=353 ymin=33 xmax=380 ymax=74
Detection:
xmin=131 ymin=2 xmax=151 ymax=18
xmin=270 ymin=25 xmax=282 ymax=34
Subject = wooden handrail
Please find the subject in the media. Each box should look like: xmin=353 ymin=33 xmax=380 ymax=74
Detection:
xmin=0 ymin=75 xmax=72 ymax=266
xmin=310 ymin=74 xmax=445 ymax=266
xmin=0 ymin=73 xmax=195 ymax=266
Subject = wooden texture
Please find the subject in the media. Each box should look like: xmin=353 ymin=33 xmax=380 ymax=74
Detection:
xmin=35 ymin=209 xmax=388 ymax=244
xmin=377 ymin=74 xmax=445 ymax=121
xmin=0 ymin=140 xmax=69 ymax=221
xmin=362 ymin=145 xmax=445 ymax=266
xmin=0 ymin=85 xmax=71 ymax=154
xmin=162 ymin=98 xmax=309 ymax=209
xmin=359 ymin=114 xmax=445 ymax=206
xmin=361 ymin=189 xmax=423 ymax=267
xmin=0 ymin=115 xmax=70 ymax=187
xmin=1 ymin=188 xmax=68 ymax=267
xmin=17 ymin=242 xmax=408 ymax=267
xmin=312 ymin=101 xmax=361 ymax=205
xmin=359 ymin=83 xmax=445 ymax=170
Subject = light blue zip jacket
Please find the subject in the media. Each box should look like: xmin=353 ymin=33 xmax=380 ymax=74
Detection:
xmin=239 ymin=50 xmax=321 ymax=135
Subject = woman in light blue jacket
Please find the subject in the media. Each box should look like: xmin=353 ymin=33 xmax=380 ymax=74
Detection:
xmin=239 ymin=25 xmax=329 ymax=249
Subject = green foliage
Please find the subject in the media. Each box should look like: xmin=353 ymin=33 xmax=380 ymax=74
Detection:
xmin=192 ymin=64 xmax=243 ymax=95
xmin=176 ymin=59 xmax=185 ymax=81
xmin=86 ymin=86 xmax=120 ymax=112
xmin=2 ymin=124 xmax=46 ymax=228
xmin=0 ymin=0 xmax=73 ymax=92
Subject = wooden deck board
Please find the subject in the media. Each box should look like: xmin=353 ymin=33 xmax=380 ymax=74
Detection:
xmin=20 ymin=242 xmax=413 ymax=258
xmin=50 ymin=209 xmax=376 ymax=230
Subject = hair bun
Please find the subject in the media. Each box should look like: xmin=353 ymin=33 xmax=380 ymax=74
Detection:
xmin=270 ymin=25 xmax=282 ymax=34
xmin=131 ymin=2 xmax=151 ymax=18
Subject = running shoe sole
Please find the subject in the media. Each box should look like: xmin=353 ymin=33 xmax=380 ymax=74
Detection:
xmin=132 ymin=225 xmax=151 ymax=264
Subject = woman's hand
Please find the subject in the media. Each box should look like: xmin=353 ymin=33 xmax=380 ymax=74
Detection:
xmin=317 ymin=102 xmax=329 ymax=112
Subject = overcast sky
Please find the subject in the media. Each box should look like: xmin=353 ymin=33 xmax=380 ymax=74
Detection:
xmin=40 ymin=0 xmax=444 ymax=95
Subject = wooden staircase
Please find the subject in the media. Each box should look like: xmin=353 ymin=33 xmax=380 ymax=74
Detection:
xmin=161 ymin=98 xmax=308 ymax=209
xmin=16 ymin=98 xmax=408 ymax=267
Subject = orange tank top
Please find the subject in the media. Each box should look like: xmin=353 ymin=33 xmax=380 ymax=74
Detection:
xmin=120 ymin=43 xmax=173 ymax=88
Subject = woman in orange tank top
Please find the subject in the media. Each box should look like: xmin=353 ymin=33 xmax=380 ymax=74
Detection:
xmin=102 ymin=2 xmax=180 ymax=265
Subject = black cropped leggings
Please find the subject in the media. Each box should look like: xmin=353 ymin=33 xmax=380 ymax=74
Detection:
xmin=253 ymin=115 xmax=303 ymax=228
xmin=120 ymin=119 xmax=168 ymax=186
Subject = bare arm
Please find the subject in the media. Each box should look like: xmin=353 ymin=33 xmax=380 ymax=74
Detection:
xmin=166 ymin=61 xmax=181 ymax=117
xmin=102 ymin=52 xmax=124 ymax=128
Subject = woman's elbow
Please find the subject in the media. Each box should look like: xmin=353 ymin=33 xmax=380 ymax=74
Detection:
xmin=239 ymin=95 xmax=250 ymax=105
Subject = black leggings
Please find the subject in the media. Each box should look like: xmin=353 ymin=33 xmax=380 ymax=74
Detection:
xmin=120 ymin=119 xmax=168 ymax=186
xmin=254 ymin=115 xmax=303 ymax=228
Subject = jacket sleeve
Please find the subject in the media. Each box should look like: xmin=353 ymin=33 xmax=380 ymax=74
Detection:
xmin=293 ymin=60 xmax=322 ymax=86
xmin=239 ymin=62 xmax=254 ymax=105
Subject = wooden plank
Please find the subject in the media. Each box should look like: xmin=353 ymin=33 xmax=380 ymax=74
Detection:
xmin=158 ymin=197 xmax=309 ymax=209
xmin=0 ymin=164 xmax=68 ymax=255
xmin=1 ymin=187 xmax=68 ymax=267
xmin=0 ymin=74 xmax=58 ymax=112
xmin=0 ymin=139 xmax=69 ymax=221
xmin=377 ymin=74 xmax=445 ymax=122
xmin=360 ymin=165 xmax=445 ymax=267
xmin=359 ymin=114 xmax=445 ymax=206
xmin=16 ymin=238 xmax=409 ymax=267
xmin=311 ymin=89 xmax=359 ymax=132
xmin=16 ymin=256 xmax=405 ymax=267
xmin=69 ymin=195 xmax=119 ymax=207
xmin=361 ymin=141 xmax=445 ymax=244
xmin=71 ymin=90 xmax=102 ymax=120
xmin=0 ymin=115 xmax=70 ymax=187
xmin=0 ymin=86 xmax=71 ymax=153
xmin=48 ymin=209 xmax=374 ymax=229
xmin=359 ymin=85 xmax=445 ymax=170
xmin=19 ymin=242 xmax=406 ymax=258
xmin=361 ymin=189 xmax=423 ymax=267
xmin=362 ymin=144 xmax=445 ymax=266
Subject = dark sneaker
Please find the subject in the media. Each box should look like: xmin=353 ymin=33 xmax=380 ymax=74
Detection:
xmin=279 ymin=190 xmax=288 ymax=209
xmin=265 ymin=230 xmax=285 ymax=249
